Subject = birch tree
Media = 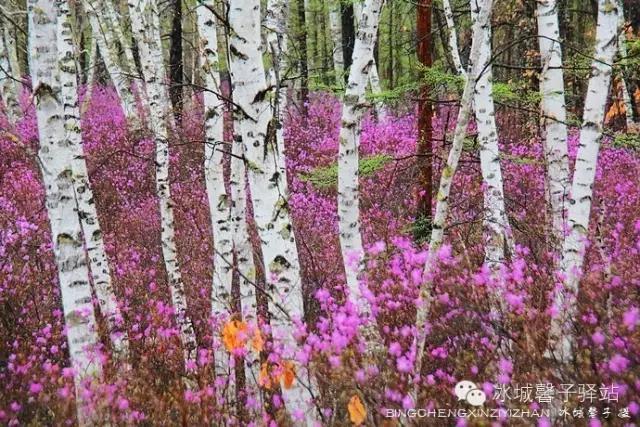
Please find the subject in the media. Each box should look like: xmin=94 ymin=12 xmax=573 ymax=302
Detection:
xmin=353 ymin=0 xmax=384 ymax=116
xmin=0 ymin=18 xmax=21 ymax=124
xmin=57 ymin=0 xmax=129 ymax=361
xmin=229 ymin=139 xmax=260 ymax=386
xmin=84 ymin=0 xmax=138 ymax=120
xmin=442 ymin=0 xmax=465 ymax=76
xmin=128 ymin=0 xmax=198 ymax=369
xmin=472 ymin=0 xmax=512 ymax=270
xmin=617 ymin=3 xmax=635 ymax=128
xmin=29 ymin=0 xmax=102 ymax=423
xmin=415 ymin=0 xmax=489 ymax=380
xmin=197 ymin=0 xmax=232 ymax=347
xmin=196 ymin=0 xmax=258 ymax=396
xmin=264 ymin=0 xmax=290 ymax=129
xmin=337 ymin=0 xmax=383 ymax=315
xmin=227 ymin=0 xmax=319 ymax=421
xmin=328 ymin=0 xmax=344 ymax=81
xmin=537 ymin=0 xmax=570 ymax=245
xmin=439 ymin=0 xmax=512 ymax=268
xmin=550 ymin=0 xmax=620 ymax=363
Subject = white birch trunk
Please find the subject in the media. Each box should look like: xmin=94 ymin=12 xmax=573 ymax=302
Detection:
xmin=2 ymin=17 xmax=21 ymax=81
xmin=84 ymin=0 xmax=138 ymax=119
xmin=442 ymin=0 xmax=465 ymax=76
xmin=80 ymin=36 xmax=97 ymax=115
xmin=229 ymin=139 xmax=260 ymax=388
xmin=354 ymin=0 xmax=384 ymax=117
xmin=472 ymin=0 xmax=512 ymax=270
xmin=550 ymin=0 xmax=620 ymax=363
xmin=328 ymin=1 xmax=344 ymax=81
xmin=264 ymin=0 xmax=289 ymax=117
xmin=197 ymin=0 xmax=232 ymax=333
xmin=537 ymin=0 xmax=570 ymax=245
xmin=338 ymin=0 xmax=383 ymax=315
xmin=415 ymin=0 xmax=489 ymax=381
xmin=227 ymin=0 xmax=319 ymax=422
xmin=104 ymin=0 xmax=137 ymax=76
xmin=128 ymin=0 xmax=198 ymax=370
xmin=0 ymin=21 xmax=21 ymax=124
xmin=617 ymin=5 xmax=634 ymax=127
xmin=57 ymin=0 xmax=130 ymax=361
xmin=29 ymin=1 xmax=102 ymax=424
xmin=196 ymin=0 xmax=251 ymax=391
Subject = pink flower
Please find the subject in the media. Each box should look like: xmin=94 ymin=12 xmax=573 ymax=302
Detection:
xmin=117 ymin=398 xmax=129 ymax=411
xmin=396 ymin=356 xmax=412 ymax=373
xmin=368 ymin=241 xmax=386 ymax=255
xmin=28 ymin=382 xmax=43 ymax=395
xmin=505 ymin=292 xmax=524 ymax=310
xmin=623 ymin=307 xmax=639 ymax=330
xmin=538 ymin=418 xmax=551 ymax=427
xmin=608 ymin=354 xmax=629 ymax=374
xmin=591 ymin=331 xmax=605 ymax=345
xmin=498 ymin=358 xmax=513 ymax=374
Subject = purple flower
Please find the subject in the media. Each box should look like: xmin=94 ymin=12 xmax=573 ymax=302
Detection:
xmin=608 ymin=354 xmax=629 ymax=374
xmin=28 ymin=383 xmax=43 ymax=395
xmin=623 ymin=307 xmax=639 ymax=330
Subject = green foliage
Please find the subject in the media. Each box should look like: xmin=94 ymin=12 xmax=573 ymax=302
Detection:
xmin=462 ymin=136 xmax=478 ymax=152
xmin=411 ymin=213 xmax=432 ymax=245
xmin=492 ymin=82 xmax=518 ymax=103
xmin=501 ymin=153 xmax=542 ymax=165
xmin=416 ymin=63 xmax=464 ymax=95
xmin=613 ymin=133 xmax=640 ymax=151
xmin=492 ymin=81 xmax=541 ymax=106
xmin=366 ymin=82 xmax=419 ymax=103
xmin=300 ymin=154 xmax=393 ymax=190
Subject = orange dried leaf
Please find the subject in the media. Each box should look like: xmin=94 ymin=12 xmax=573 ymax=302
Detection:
xmin=222 ymin=320 xmax=248 ymax=352
xmin=258 ymin=363 xmax=272 ymax=389
xmin=348 ymin=394 xmax=366 ymax=426
xmin=281 ymin=361 xmax=296 ymax=389
xmin=251 ymin=328 xmax=264 ymax=353
xmin=605 ymin=100 xmax=625 ymax=123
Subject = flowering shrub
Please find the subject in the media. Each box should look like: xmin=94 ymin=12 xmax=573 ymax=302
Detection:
xmin=0 ymin=88 xmax=638 ymax=425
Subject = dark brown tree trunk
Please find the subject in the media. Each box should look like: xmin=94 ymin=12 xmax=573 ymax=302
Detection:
xmin=341 ymin=1 xmax=355 ymax=81
xmin=169 ymin=0 xmax=183 ymax=121
xmin=415 ymin=0 xmax=433 ymax=225
xmin=297 ymin=0 xmax=309 ymax=114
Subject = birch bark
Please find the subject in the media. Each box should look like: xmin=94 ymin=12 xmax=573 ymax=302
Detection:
xmin=550 ymin=0 xmax=620 ymax=363
xmin=353 ymin=0 xmax=384 ymax=117
xmin=84 ymin=0 xmax=138 ymax=119
xmin=104 ymin=0 xmax=137 ymax=76
xmin=0 ymin=20 xmax=21 ymax=124
xmin=57 ymin=0 xmax=129 ymax=361
xmin=415 ymin=0 xmax=488 ymax=379
xmin=264 ymin=0 xmax=290 ymax=123
xmin=196 ymin=1 xmax=255 ymax=394
xmin=128 ymin=0 xmax=198 ymax=369
xmin=197 ymin=0 xmax=233 ymax=355
xmin=29 ymin=0 xmax=102 ymax=423
xmin=442 ymin=0 xmax=465 ymax=76
xmin=537 ymin=0 xmax=570 ymax=245
xmin=227 ymin=0 xmax=319 ymax=422
xmin=472 ymin=0 xmax=512 ymax=270
xmin=617 ymin=4 xmax=634 ymax=127
xmin=338 ymin=0 xmax=383 ymax=317
xmin=229 ymin=138 xmax=259 ymax=389
xmin=328 ymin=1 xmax=344 ymax=81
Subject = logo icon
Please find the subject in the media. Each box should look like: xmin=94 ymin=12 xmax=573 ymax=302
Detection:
xmin=454 ymin=380 xmax=486 ymax=406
